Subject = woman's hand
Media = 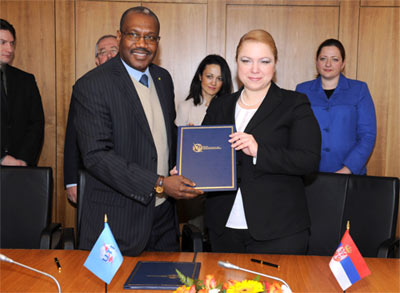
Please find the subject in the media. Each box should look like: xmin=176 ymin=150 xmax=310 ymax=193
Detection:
xmin=229 ymin=132 xmax=258 ymax=157
xmin=169 ymin=166 xmax=178 ymax=176
xmin=336 ymin=166 xmax=352 ymax=174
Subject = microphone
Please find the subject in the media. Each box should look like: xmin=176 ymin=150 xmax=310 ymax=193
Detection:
xmin=0 ymin=253 xmax=61 ymax=293
xmin=218 ymin=261 xmax=292 ymax=292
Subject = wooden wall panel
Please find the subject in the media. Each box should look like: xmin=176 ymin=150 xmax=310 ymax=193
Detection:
xmin=228 ymin=0 xmax=339 ymax=5
xmin=75 ymin=1 xmax=138 ymax=79
xmin=226 ymin=5 xmax=339 ymax=91
xmin=147 ymin=3 xmax=207 ymax=104
xmin=358 ymin=7 xmax=400 ymax=178
xmin=56 ymin=0 xmax=76 ymax=227
xmin=338 ymin=0 xmax=360 ymax=78
xmin=362 ymin=0 xmax=400 ymax=6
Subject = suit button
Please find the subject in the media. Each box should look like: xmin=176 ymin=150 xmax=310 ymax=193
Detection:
xmin=323 ymin=128 xmax=329 ymax=132
xmin=236 ymin=161 xmax=241 ymax=166
xmin=323 ymin=148 xmax=330 ymax=152
xmin=152 ymin=157 xmax=156 ymax=161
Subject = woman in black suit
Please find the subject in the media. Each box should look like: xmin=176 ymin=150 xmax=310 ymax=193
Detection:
xmin=202 ymin=29 xmax=321 ymax=254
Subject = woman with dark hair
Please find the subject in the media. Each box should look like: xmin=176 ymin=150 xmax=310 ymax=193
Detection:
xmin=176 ymin=54 xmax=233 ymax=126
xmin=296 ymin=39 xmax=376 ymax=175
xmin=202 ymin=30 xmax=321 ymax=254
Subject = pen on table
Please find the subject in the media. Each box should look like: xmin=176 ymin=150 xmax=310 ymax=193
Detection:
xmin=54 ymin=257 xmax=62 ymax=273
xmin=251 ymin=258 xmax=280 ymax=270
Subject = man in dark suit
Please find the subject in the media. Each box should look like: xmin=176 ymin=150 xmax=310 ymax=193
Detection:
xmin=73 ymin=7 xmax=203 ymax=256
xmin=64 ymin=35 xmax=119 ymax=204
xmin=0 ymin=19 xmax=44 ymax=166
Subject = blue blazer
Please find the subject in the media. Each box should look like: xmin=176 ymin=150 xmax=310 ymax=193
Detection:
xmin=296 ymin=74 xmax=376 ymax=175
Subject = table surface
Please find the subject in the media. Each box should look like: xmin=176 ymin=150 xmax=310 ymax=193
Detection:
xmin=0 ymin=249 xmax=399 ymax=292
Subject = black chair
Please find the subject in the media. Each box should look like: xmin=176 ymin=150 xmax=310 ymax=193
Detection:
xmin=345 ymin=174 xmax=399 ymax=257
xmin=304 ymin=172 xmax=349 ymax=256
xmin=304 ymin=172 xmax=399 ymax=258
xmin=0 ymin=166 xmax=62 ymax=249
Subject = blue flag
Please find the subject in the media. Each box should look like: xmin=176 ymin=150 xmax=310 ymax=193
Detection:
xmin=84 ymin=222 xmax=124 ymax=284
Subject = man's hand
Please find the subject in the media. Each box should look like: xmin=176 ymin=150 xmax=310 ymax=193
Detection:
xmin=163 ymin=175 xmax=204 ymax=199
xmin=66 ymin=185 xmax=78 ymax=203
xmin=1 ymin=155 xmax=27 ymax=166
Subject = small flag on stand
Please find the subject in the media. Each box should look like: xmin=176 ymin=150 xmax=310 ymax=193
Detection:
xmin=84 ymin=214 xmax=124 ymax=284
xmin=329 ymin=222 xmax=371 ymax=291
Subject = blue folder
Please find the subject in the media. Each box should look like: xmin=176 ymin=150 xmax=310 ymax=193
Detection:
xmin=177 ymin=125 xmax=237 ymax=192
xmin=123 ymin=261 xmax=201 ymax=290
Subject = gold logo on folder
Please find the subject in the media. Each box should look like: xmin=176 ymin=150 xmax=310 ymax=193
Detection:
xmin=192 ymin=143 xmax=221 ymax=153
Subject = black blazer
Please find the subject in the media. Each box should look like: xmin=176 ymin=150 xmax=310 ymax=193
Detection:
xmin=202 ymin=82 xmax=321 ymax=241
xmin=0 ymin=64 xmax=44 ymax=165
xmin=73 ymin=55 xmax=177 ymax=256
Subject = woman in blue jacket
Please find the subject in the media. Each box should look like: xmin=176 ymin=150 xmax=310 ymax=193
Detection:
xmin=296 ymin=39 xmax=376 ymax=175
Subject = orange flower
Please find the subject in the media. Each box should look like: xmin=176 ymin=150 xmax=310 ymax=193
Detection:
xmin=204 ymin=275 xmax=217 ymax=289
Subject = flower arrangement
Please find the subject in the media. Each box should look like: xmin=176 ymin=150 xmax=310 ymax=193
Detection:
xmin=174 ymin=270 xmax=289 ymax=293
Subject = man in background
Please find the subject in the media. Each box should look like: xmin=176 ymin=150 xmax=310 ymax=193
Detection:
xmin=0 ymin=19 xmax=44 ymax=166
xmin=73 ymin=6 xmax=203 ymax=256
xmin=64 ymin=34 xmax=119 ymax=203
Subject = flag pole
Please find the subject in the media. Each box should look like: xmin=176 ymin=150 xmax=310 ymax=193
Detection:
xmin=104 ymin=214 xmax=108 ymax=293
xmin=346 ymin=220 xmax=350 ymax=231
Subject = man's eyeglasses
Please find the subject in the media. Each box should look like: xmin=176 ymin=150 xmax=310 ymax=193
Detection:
xmin=121 ymin=32 xmax=160 ymax=44
xmin=97 ymin=48 xmax=119 ymax=57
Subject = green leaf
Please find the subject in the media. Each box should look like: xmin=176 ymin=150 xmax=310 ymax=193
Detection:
xmin=176 ymin=269 xmax=195 ymax=286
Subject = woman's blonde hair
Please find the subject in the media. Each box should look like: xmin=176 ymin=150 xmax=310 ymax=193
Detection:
xmin=235 ymin=29 xmax=278 ymax=62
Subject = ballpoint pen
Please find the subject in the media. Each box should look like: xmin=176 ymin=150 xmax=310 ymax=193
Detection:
xmin=54 ymin=257 xmax=62 ymax=273
xmin=251 ymin=258 xmax=280 ymax=270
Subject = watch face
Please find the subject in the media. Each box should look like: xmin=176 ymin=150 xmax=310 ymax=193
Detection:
xmin=155 ymin=186 xmax=164 ymax=194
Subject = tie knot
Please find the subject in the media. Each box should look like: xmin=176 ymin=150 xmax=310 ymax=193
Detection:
xmin=139 ymin=74 xmax=149 ymax=87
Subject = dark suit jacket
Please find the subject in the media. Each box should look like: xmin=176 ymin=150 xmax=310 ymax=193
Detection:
xmin=0 ymin=64 xmax=44 ymax=166
xmin=73 ymin=55 xmax=177 ymax=256
xmin=202 ymin=82 xmax=321 ymax=241
xmin=63 ymin=98 xmax=83 ymax=186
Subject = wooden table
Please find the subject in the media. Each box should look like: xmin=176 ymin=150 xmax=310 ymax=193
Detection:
xmin=0 ymin=249 xmax=399 ymax=292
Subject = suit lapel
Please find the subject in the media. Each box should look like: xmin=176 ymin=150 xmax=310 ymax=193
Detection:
xmin=245 ymin=82 xmax=283 ymax=133
xmin=4 ymin=65 xmax=16 ymax=114
xmin=224 ymin=91 xmax=239 ymax=126
xmin=110 ymin=57 xmax=153 ymax=142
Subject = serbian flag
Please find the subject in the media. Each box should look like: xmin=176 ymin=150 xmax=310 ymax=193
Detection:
xmin=329 ymin=229 xmax=371 ymax=291
xmin=84 ymin=215 xmax=124 ymax=284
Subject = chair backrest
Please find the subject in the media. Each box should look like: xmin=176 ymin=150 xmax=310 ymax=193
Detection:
xmin=76 ymin=169 xmax=87 ymax=247
xmin=304 ymin=172 xmax=399 ymax=257
xmin=304 ymin=173 xmax=349 ymax=256
xmin=345 ymin=175 xmax=399 ymax=257
xmin=0 ymin=166 xmax=53 ymax=248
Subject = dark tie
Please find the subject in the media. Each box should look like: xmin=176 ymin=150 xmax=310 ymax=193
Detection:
xmin=139 ymin=74 xmax=149 ymax=87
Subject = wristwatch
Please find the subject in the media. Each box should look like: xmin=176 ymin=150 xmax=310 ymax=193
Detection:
xmin=154 ymin=176 xmax=164 ymax=194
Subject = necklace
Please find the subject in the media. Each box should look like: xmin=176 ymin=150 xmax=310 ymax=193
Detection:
xmin=239 ymin=90 xmax=261 ymax=107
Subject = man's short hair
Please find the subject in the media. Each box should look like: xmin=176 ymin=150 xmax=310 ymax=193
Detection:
xmin=95 ymin=34 xmax=117 ymax=57
xmin=119 ymin=6 xmax=160 ymax=34
xmin=0 ymin=19 xmax=16 ymax=40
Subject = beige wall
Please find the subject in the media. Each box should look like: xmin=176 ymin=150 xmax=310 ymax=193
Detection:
xmin=1 ymin=0 xmax=399 ymax=232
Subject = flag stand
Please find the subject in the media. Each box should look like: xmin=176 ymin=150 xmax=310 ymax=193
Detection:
xmin=105 ymin=282 xmax=107 ymax=293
